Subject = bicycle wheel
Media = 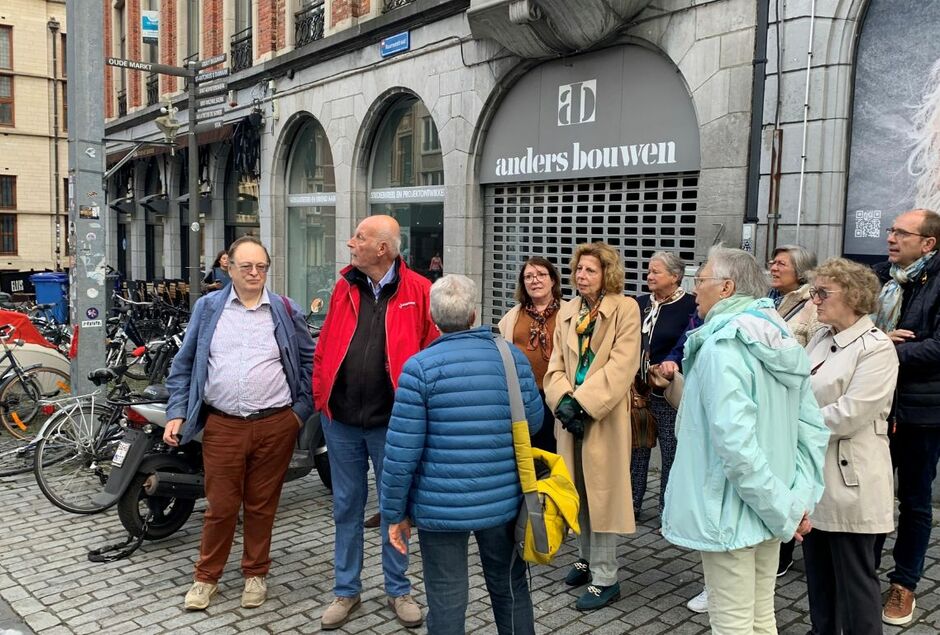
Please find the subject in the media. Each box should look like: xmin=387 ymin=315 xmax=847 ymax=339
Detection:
xmin=0 ymin=367 xmax=71 ymax=440
xmin=0 ymin=433 xmax=36 ymax=477
xmin=34 ymin=404 xmax=121 ymax=514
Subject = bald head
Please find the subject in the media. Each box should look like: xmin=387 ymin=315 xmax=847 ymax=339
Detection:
xmin=348 ymin=215 xmax=402 ymax=282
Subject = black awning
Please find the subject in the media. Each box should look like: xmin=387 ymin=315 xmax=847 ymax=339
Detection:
xmin=176 ymin=192 xmax=212 ymax=216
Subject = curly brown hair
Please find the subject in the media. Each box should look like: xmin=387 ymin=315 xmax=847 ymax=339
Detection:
xmin=569 ymin=242 xmax=625 ymax=295
xmin=514 ymin=257 xmax=562 ymax=304
xmin=811 ymin=257 xmax=881 ymax=315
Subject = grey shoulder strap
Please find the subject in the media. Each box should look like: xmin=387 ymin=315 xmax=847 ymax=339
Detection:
xmin=494 ymin=336 xmax=525 ymax=422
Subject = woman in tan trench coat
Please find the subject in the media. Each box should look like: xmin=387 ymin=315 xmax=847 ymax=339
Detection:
xmin=544 ymin=241 xmax=640 ymax=612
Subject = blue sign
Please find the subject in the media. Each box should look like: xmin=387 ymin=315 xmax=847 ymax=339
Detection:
xmin=141 ymin=11 xmax=159 ymax=45
xmin=380 ymin=32 xmax=410 ymax=58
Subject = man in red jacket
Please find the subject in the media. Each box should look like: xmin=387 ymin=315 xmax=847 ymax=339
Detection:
xmin=313 ymin=214 xmax=438 ymax=631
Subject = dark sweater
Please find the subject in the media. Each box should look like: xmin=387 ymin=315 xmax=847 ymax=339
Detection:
xmin=637 ymin=293 xmax=699 ymax=366
xmin=328 ymin=271 xmax=398 ymax=428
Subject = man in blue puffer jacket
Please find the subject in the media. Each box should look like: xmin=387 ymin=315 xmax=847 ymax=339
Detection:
xmin=382 ymin=274 xmax=544 ymax=635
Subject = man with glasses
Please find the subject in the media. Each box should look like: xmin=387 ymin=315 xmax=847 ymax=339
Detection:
xmin=314 ymin=214 xmax=438 ymax=630
xmin=872 ymin=208 xmax=940 ymax=625
xmin=164 ymin=235 xmax=315 ymax=611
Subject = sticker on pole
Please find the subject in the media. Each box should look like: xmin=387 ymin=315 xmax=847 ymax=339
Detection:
xmin=80 ymin=319 xmax=103 ymax=328
xmin=85 ymin=307 xmax=99 ymax=320
xmin=190 ymin=222 xmax=200 ymax=232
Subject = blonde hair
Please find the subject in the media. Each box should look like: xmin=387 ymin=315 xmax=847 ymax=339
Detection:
xmin=811 ymin=257 xmax=881 ymax=315
xmin=569 ymin=242 xmax=625 ymax=295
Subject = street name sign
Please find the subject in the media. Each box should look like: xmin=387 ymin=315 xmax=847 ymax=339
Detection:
xmin=198 ymin=95 xmax=226 ymax=108
xmin=196 ymin=81 xmax=228 ymax=97
xmin=197 ymin=54 xmax=227 ymax=69
xmin=195 ymin=68 xmax=230 ymax=83
xmin=106 ymin=57 xmax=191 ymax=78
xmin=380 ymin=32 xmax=410 ymax=58
xmin=194 ymin=120 xmax=225 ymax=135
xmin=196 ymin=108 xmax=225 ymax=121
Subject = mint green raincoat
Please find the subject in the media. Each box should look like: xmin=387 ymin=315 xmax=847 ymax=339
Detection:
xmin=661 ymin=296 xmax=829 ymax=552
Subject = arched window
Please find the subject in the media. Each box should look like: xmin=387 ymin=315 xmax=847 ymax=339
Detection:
xmin=369 ymin=96 xmax=444 ymax=280
xmin=286 ymin=117 xmax=336 ymax=323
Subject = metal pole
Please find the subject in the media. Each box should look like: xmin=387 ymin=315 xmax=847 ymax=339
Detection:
xmin=66 ymin=0 xmax=107 ymax=394
xmin=187 ymin=64 xmax=201 ymax=309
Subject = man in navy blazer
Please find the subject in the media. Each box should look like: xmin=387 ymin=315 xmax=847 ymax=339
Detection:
xmin=164 ymin=235 xmax=314 ymax=611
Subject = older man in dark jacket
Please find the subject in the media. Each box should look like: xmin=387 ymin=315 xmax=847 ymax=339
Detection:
xmin=872 ymin=208 xmax=940 ymax=626
xmin=382 ymin=274 xmax=543 ymax=635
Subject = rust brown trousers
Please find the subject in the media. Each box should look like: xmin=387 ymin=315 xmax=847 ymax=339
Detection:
xmin=194 ymin=407 xmax=299 ymax=583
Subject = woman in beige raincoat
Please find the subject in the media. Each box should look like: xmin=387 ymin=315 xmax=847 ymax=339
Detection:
xmin=544 ymin=241 xmax=640 ymax=612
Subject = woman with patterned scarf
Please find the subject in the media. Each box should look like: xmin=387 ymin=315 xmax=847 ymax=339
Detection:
xmin=544 ymin=242 xmax=641 ymax=611
xmin=631 ymin=252 xmax=699 ymax=520
xmin=499 ymin=256 xmax=563 ymax=452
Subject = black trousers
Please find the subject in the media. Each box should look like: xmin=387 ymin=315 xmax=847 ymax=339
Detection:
xmin=803 ymin=529 xmax=882 ymax=635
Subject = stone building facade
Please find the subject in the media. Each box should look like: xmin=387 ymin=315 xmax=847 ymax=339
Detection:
xmin=0 ymin=0 xmax=68 ymax=274
xmin=103 ymin=0 xmax=939 ymax=316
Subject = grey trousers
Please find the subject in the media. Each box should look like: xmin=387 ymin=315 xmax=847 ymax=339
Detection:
xmin=573 ymin=438 xmax=620 ymax=587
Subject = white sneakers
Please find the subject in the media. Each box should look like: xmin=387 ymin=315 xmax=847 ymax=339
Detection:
xmin=686 ymin=587 xmax=708 ymax=613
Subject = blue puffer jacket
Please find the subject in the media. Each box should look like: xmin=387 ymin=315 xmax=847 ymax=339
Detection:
xmin=381 ymin=327 xmax=544 ymax=531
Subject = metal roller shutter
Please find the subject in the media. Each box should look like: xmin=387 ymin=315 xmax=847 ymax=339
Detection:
xmin=484 ymin=172 xmax=699 ymax=325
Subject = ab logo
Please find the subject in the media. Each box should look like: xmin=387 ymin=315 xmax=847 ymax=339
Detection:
xmin=558 ymin=80 xmax=596 ymax=126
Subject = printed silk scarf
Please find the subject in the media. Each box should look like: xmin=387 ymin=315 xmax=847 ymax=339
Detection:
xmin=574 ymin=293 xmax=604 ymax=386
xmin=874 ymin=251 xmax=936 ymax=332
xmin=641 ymin=287 xmax=686 ymax=337
xmin=524 ymin=300 xmax=559 ymax=361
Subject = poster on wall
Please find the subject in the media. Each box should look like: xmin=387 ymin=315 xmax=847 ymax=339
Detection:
xmin=845 ymin=0 xmax=940 ymax=260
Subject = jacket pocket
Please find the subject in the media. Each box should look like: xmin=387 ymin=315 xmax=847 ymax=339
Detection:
xmin=837 ymin=438 xmax=859 ymax=487
xmin=875 ymin=419 xmax=888 ymax=436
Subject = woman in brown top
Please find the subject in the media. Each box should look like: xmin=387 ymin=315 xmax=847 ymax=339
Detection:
xmin=498 ymin=256 xmax=562 ymax=452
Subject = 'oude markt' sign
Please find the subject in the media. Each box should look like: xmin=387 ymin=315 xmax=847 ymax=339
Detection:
xmin=480 ymin=46 xmax=700 ymax=184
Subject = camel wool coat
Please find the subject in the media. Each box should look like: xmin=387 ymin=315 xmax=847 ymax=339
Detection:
xmin=544 ymin=293 xmax=641 ymax=534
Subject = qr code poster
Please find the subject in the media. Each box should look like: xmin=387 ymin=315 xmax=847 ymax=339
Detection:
xmin=854 ymin=210 xmax=882 ymax=239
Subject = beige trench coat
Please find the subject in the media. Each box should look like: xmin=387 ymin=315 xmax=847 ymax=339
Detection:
xmin=805 ymin=315 xmax=898 ymax=534
xmin=544 ymin=294 xmax=641 ymax=534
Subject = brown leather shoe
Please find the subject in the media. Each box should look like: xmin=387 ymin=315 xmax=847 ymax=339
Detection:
xmin=364 ymin=512 xmax=381 ymax=528
xmin=882 ymin=583 xmax=915 ymax=626
xmin=388 ymin=594 xmax=423 ymax=628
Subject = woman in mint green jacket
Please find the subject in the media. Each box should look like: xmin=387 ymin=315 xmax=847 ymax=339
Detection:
xmin=661 ymin=246 xmax=829 ymax=634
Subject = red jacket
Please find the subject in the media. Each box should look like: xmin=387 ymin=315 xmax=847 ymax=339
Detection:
xmin=313 ymin=259 xmax=438 ymax=418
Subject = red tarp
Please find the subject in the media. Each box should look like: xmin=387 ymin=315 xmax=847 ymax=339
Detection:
xmin=0 ymin=310 xmax=57 ymax=349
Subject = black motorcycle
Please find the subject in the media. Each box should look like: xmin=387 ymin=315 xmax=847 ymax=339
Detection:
xmin=89 ymin=385 xmax=331 ymax=557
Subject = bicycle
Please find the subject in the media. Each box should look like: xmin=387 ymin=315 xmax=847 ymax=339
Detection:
xmin=0 ymin=324 xmax=71 ymax=440
xmin=32 ymin=366 xmax=133 ymax=514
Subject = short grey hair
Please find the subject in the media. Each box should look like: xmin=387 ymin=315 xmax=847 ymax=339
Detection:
xmin=772 ymin=244 xmax=817 ymax=284
xmin=649 ymin=251 xmax=685 ymax=282
xmin=707 ymin=246 xmax=768 ymax=299
xmin=430 ymin=274 xmax=476 ymax=333
xmin=377 ymin=226 xmax=402 ymax=257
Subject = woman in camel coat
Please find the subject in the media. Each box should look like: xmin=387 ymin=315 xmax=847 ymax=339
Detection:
xmin=544 ymin=241 xmax=640 ymax=612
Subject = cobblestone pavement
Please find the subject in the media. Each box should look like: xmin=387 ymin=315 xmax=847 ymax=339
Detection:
xmin=1 ymin=467 xmax=939 ymax=634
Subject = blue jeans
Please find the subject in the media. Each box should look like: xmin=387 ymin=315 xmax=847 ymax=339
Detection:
xmin=322 ymin=418 xmax=410 ymax=598
xmin=877 ymin=425 xmax=940 ymax=591
xmin=418 ymin=522 xmax=534 ymax=635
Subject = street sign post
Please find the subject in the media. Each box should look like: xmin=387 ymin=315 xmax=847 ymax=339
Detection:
xmin=104 ymin=52 xmax=231 ymax=309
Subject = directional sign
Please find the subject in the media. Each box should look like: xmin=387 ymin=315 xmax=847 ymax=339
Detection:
xmin=196 ymin=108 xmax=225 ymax=121
xmin=195 ymin=68 xmax=230 ymax=83
xmin=196 ymin=81 xmax=228 ymax=97
xmin=194 ymin=119 xmax=225 ymax=135
xmin=198 ymin=95 xmax=226 ymax=108
xmin=197 ymin=54 xmax=227 ymax=69
xmin=106 ymin=57 xmax=191 ymax=78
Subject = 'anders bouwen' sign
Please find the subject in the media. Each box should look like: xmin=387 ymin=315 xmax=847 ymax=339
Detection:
xmin=480 ymin=46 xmax=700 ymax=184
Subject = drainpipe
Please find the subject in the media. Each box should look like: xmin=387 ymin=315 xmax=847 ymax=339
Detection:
xmin=48 ymin=18 xmax=62 ymax=271
xmin=795 ymin=0 xmax=817 ymax=243
xmin=744 ymin=0 xmax=769 ymax=226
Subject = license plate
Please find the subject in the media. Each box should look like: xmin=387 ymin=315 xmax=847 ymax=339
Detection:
xmin=112 ymin=441 xmax=131 ymax=467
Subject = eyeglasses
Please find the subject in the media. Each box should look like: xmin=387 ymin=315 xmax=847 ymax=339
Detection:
xmin=693 ymin=276 xmax=728 ymax=288
xmin=234 ymin=262 xmax=269 ymax=274
xmin=808 ymin=287 xmax=841 ymax=301
xmin=767 ymin=260 xmax=790 ymax=269
xmin=523 ymin=272 xmax=550 ymax=283
xmin=886 ymin=227 xmax=929 ymax=239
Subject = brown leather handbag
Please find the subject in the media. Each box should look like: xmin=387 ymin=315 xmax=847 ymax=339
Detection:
xmin=630 ymin=375 xmax=657 ymax=449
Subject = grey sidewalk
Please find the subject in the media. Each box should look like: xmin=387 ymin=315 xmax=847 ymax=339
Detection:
xmin=1 ymin=467 xmax=939 ymax=634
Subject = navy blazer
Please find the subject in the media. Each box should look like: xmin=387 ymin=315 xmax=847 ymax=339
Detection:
xmin=166 ymin=284 xmax=315 ymax=445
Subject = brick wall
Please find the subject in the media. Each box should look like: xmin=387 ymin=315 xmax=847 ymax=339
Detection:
xmin=128 ymin=0 xmax=141 ymax=107
xmin=104 ymin=0 xmax=113 ymax=119
xmin=259 ymin=0 xmax=287 ymax=55
xmin=332 ymin=0 xmax=371 ymax=28
xmin=204 ymin=0 xmax=223 ymax=57
xmin=160 ymin=0 xmax=178 ymax=94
